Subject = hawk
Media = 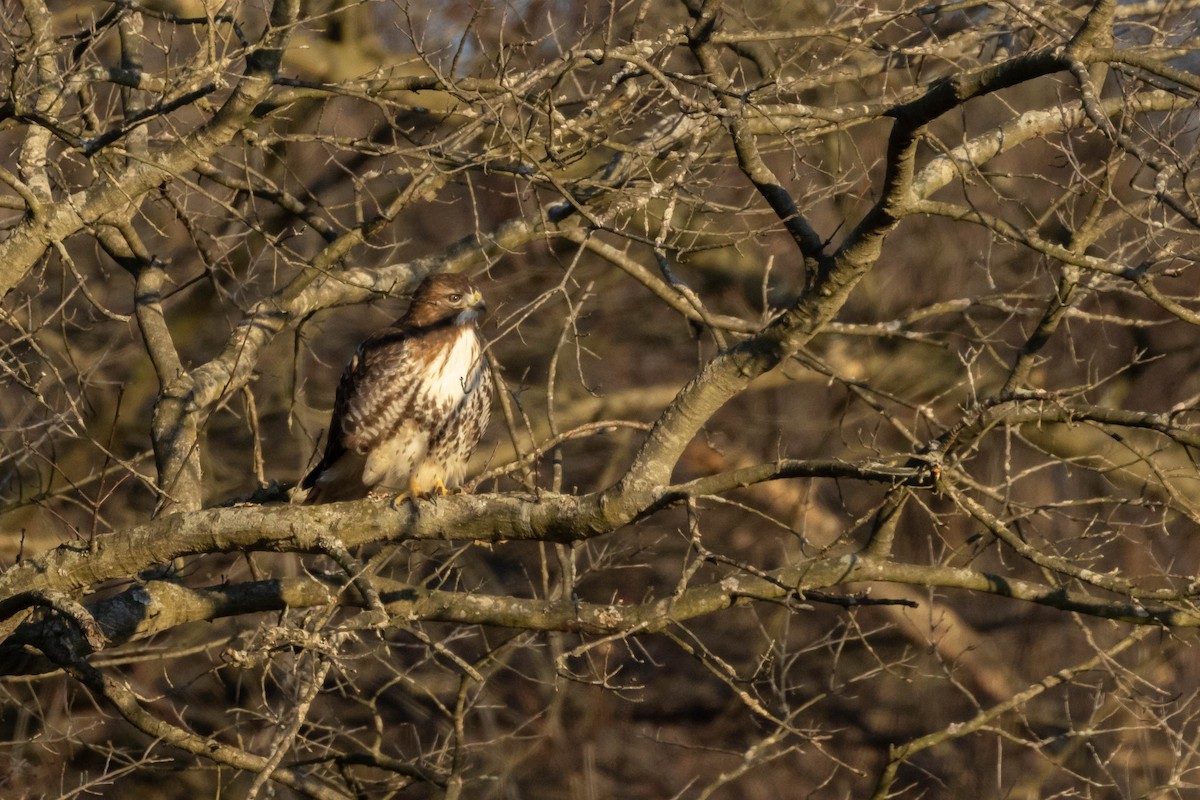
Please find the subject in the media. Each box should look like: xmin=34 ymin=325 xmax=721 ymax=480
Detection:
xmin=295 ymin=273 xmax=493 ymax=504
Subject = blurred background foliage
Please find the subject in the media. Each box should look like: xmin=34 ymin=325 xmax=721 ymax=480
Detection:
xmin=1 ymin=0 xmax=1200 ymax=797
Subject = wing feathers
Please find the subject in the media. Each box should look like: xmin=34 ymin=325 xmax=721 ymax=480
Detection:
xmin=297 ymin=320 xmax=492 ymax=504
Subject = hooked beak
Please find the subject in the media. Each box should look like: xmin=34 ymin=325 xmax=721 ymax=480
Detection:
xmin=456 ymin=290 xmax=487 ymax=324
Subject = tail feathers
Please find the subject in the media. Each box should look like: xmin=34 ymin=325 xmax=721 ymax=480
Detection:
xmin=294 ymin=450 xmax=369 ymax=504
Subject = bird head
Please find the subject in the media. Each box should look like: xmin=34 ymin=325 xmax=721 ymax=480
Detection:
xmin=405 ymin=273 xmax=487 ymax=327
xmin=452 ymin=287 xmax=486 ymax=323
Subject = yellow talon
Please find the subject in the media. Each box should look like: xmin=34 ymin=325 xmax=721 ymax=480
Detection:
xmin=406 ymin=476 xmax=449 ymax=499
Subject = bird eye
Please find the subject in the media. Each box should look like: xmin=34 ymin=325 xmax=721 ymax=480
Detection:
xmin=448 ymin=293 xmax=463 ymax=303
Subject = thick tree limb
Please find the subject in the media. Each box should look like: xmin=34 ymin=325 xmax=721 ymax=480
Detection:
xmin=0 ymin=0 xmax=301 ymax=298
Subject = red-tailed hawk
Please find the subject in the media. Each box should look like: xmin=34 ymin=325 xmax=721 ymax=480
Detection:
xmin=295 ymin=273 xmax=493 ymax=504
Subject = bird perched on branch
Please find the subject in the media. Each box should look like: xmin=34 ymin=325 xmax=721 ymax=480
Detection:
xmin=294 ymin=273 xmax=493 ymax=504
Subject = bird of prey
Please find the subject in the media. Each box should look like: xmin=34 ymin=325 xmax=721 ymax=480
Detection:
xmin=295 ymin=273 xmax=493 ymax=504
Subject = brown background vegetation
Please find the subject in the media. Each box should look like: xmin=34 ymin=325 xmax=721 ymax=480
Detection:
xmin=1 ymin=0 xmax=1200 ymax=797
